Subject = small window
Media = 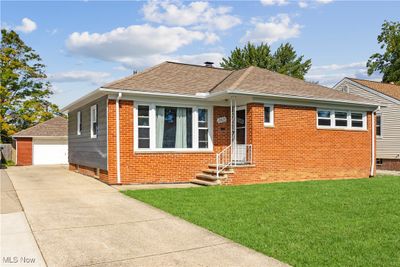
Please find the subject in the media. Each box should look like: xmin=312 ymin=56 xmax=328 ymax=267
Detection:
xmin=317 ymin=110 xmax=331 ymax=126
xmin=334 ymin=111 xmax=348 ymax=127
xmin=90 ymin=105 xmax=98 ymax=138
xmin=198 ymin=108 xmax=208 ymax=148
xmin=77 ymin=111 xmax=82 ymax=135
xmin=351 ymin=112 xmax=364 ymax=128
xmin=376 ymin=114 xmax=382 ymax=137
xmin=138 ymin=105 xmax=150 ymax=148
xmin=264 ymin=105 xmax=274 ymax=127
xmin=376 ymin=158 xmax=383 ymax=165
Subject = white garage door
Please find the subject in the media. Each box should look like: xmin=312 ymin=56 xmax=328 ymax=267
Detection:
xmin=33 ymin=138 xmax=68 ymax=165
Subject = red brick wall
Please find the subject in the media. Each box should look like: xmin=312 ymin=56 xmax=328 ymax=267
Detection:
xmin=377 ymin=159 xmax=400 ymax=171
xmin=224 ymin=103 xmax=373 ymax=185
xmin=16 ymin=137 xmax=32 ymax=166
xmin=104 ymin=100 xmax=374 ymax=185
xmin=106 ymin=100 xmax=231 ymax=184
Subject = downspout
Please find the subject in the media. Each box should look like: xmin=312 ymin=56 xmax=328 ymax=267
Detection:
xmin=370 ymin=106 xmax=380 ymax=177
xmin=116 ymin=93 xmax=122 ymax=184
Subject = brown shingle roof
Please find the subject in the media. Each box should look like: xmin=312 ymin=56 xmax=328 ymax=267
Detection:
xmin=103 ymin=62 xmax=375 ymax=105
xmin=104 ymin=62 xmax=231 ymax=95
xmin=348 ymin=78 xmax=400 ymax=101
xmin=13 ymin=117 xmax=67 ymax=137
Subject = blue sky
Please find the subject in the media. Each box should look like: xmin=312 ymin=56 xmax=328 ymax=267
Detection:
xmin=2 ymin=0 xmax=399 ymax=108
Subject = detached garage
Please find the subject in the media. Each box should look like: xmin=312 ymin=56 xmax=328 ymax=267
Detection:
xmin=13 ymin=117 xmax=68 ymax=166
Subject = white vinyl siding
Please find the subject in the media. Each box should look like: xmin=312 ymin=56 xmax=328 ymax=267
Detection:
xmin=334 ymin=80 xmax=400 ymax=159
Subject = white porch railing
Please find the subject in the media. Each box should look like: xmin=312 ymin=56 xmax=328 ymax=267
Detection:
xmin=216 ymin=144 xmax=252 ymax=178
xmin=216 ymin=144 xmax=232 ymax=178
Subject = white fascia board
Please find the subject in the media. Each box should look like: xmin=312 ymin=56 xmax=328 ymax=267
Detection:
xmin=61 ymin=89 xmax=105 ymax=112
xmin=335 ymin=78 xmax=400 ymax=105
xmin=228 ymin=90 xmax=381 ymax=110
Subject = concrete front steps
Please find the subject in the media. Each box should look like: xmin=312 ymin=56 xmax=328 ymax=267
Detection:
xmin=191 ymin=164 xmax=234 ymax=186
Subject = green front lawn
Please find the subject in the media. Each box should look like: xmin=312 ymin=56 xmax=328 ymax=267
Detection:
xmin=123 ymin=176 xmax=400 ymax=267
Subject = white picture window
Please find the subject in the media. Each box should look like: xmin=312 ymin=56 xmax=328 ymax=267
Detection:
xmin=317 ymin=109 xmax=366 ymax=130
xmin=134 ymin=103 xmax=212 ymax=151
xmin=90 ymin=105 xmax=98 ymax=138
xmin=77 ymin=111 xmax=82 ymax=135
xmin=264 ymin=105 xmax=274 ymax=127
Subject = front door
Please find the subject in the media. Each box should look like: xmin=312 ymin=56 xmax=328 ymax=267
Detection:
xmin=233 ymin=108 xmax=246 ymax=163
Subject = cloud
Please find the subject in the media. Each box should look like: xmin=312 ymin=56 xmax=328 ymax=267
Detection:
xmin=241 ymin=14 xmax=301 ymax=44
xmin=316 ymin=0 xmax=333 ymax=3
xmin=298 ymin=1 xmax=308 ymax=8
xmin=142 ymin=0 xmax=241 ymax=31
xmin=66 ymin=24 xmax=216 ymax=65
xmin=305 ymin=61 xmax=382 ymax=87
xmin=15 ymin=18 xmax=37 ymax=33
xmin=260 ymin=0 xmax=289 ymax=6
xmin=48 ymin=71 xmax=112 ymax=85
xmin=298 ymin=0 xmax=333 ymax=8
xmin=118 ymin=52 xmax=225 ymax=69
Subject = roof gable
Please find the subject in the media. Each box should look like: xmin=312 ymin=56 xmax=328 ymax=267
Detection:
xmin=13 ymin=117 xmax=67 ymax=137
xmin=348 ymin=78 xmax=400 ymax=101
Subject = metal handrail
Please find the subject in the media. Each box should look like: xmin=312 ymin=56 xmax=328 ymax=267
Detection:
xmin=216 ymin=144 xmax=232 ymax=178
xmin=216 ymin=144 xmax=253 ymax=178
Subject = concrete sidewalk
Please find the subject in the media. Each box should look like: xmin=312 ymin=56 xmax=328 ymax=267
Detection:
xmin=0 ymin=170 xmax=46 ymax=266
xmin=6 ymin=165 xmax=288 ymax=267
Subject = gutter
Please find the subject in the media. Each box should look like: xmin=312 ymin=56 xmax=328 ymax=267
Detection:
xmin=116 ymin=93 xmax=122 ymax=184
xmin=370 ymin=106 xmax=381 ymax=177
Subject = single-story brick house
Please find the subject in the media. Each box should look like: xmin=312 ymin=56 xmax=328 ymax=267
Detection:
xmin=62 ymin=62 xmax=380 ymax=185
xmin=13 ymin=117 xmax=68 ymax=166
xmin=333 ymin=78 xmax=400 ymax=171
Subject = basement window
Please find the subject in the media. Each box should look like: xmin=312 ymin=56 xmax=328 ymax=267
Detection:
xmin=376 ymin=159 xmax=383 ymax=166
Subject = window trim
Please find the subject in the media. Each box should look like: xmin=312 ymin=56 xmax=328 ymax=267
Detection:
xmin=264 ymin=104 xmax=274 ymax=127
xmin=376 ymin=113 xmax=382 ymax=138
xmin=133 ymin=102 xmax=213 ymax=152
xmin=90 ymin=105 xmax=98 ymax=139
xmin=77 ymin=111 xmax=82 ymax=135
xmin=316 ymin=109 xmax=367 ymax=131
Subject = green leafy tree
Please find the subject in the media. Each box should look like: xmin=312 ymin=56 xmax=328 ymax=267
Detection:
xmin=1 ymin=29 xmax=61 ymax=143
xmin=221 ymin=42 xmax=312 ymax=79
xmin=367 ymin=21 xmax=400 ymax=85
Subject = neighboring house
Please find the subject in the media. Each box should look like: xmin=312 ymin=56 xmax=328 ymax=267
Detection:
xmin=62 ymin=62 xmax=380 ymax=186
xmin=13 ymin=117 xmax=68 ymax=166
xmin=334 ymin=78 xmax=400 ymax=171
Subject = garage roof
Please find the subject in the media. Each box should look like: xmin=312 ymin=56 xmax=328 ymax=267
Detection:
xmin=13 ymin=117 xmax=67 ymax=138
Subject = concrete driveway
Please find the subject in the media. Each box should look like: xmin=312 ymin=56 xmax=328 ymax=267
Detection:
xmin=5 ymin=165 xmax=287 ymax=267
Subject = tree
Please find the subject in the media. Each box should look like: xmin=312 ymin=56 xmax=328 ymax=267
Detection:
xmin=220 ymin=42 xmax=312 ymax=79
xmin=367 ymin=21 xmax=400 ymax=85
xmin=1 ymin=29 xmax=61 ymax=143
